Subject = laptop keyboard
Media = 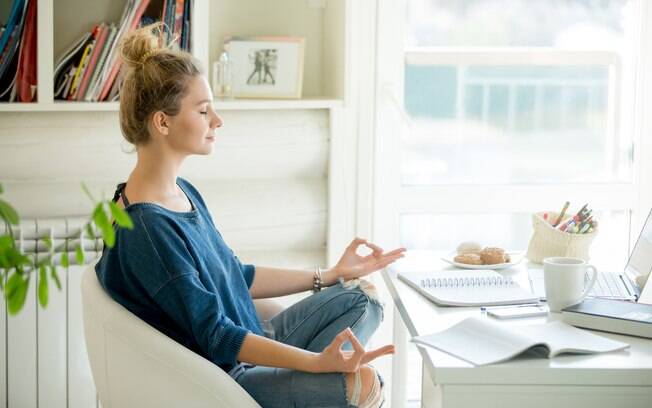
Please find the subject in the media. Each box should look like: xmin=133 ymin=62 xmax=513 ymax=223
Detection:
xmin=529 ymin=269 xmax=635 ymax=300
xmin=589 ymin=272 xmax=631 ymax=298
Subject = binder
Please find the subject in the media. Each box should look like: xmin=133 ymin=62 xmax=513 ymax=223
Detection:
xmin=398 ymin=269 xmax=540 ymax=307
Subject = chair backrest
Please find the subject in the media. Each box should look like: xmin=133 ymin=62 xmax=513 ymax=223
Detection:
xmin=81 ymin=264 xmax=261 ymax=408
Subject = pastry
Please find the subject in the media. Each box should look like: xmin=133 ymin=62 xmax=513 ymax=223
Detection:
xmin=480 ymin=247 xmax=508 ymax=265
xmin=454 ymin=253 xmax=483 ymax=265
xmin=456 ymin=241 xmax=482 ymax=255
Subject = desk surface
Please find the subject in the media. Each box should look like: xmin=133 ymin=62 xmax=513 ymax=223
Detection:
xmin=383 ymin=251 xmax=652 ymax=387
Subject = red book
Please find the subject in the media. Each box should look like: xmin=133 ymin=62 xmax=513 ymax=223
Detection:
xmin=16 ymin=0 xmax=37 ymax=102
xmin=173 ymin=0 xmax=185 ymax=46
xmin=77 ymin=23 xmax=108 ymax=101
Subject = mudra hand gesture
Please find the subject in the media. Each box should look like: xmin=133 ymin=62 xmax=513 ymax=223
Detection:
xmin=328 ymin=238 xmax=406 ymax=283
xmin=313 ymin=327 xmax=395 ymax=373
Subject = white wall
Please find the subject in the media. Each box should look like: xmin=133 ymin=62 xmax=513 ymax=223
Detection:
xmin=0 ymin=109 xmax=329 ymax=267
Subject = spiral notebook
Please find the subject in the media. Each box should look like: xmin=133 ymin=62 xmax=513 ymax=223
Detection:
xmin=398 ymin=270 xmax=540 ymax=307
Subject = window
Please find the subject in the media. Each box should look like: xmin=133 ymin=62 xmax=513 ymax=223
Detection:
xmin=392 ymin=0 xmax=639 ymax=262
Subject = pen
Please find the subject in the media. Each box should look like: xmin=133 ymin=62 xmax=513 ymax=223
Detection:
xmin=480 ymin=303 xmax=542 ymax=311
xmin=553 ymin=201 xmax=570 ymax=227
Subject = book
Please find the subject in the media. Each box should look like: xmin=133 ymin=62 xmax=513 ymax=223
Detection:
xmin=0 ymin=0 xmax=28 ymax=81
xmin=0 ymin=0 xmax=25 ymax=59
xmin=561 ymin=298 xmax=652 ymax=339
xmin=398 ymin=269 xmax=540 ymax=307
xmin=98 ymin=0 xmax=151 ymax=101
xmin=173 ymin=0 xmax=185 ymax=47
xmin=76 ymin=23 xmax=107 ymax=101
xmin=84 ymin=24 xmax=117 ymax=101
xmin=53 ymin=32 xmax=91 ymax=87
xmin=15 ymin=0 xmax=36 ymax=102
xmin=67 ymin=41 xmax=94 ymax=100
xmin=412 ymin=316 xmax=629 ymax=366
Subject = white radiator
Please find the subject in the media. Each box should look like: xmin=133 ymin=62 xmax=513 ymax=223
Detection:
xmin=2 ymin=217 xmax=104 ymax=408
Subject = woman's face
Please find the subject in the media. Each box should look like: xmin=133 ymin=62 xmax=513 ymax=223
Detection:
xmin=165 ymin=75 xmax=222 ymax=155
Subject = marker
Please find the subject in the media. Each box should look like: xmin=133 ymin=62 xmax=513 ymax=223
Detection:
xmin=574 ymin=203 xmax=588 ymax=219
xmin=579 ymin=223 xmax=591 ymax=234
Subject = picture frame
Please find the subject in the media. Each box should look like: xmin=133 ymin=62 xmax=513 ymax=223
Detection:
xmin=224 ymin=36 xmax=305 ymax=99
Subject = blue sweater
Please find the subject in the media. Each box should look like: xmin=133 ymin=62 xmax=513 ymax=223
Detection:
xmin=95 ymin=177 xmax=263 ymax=372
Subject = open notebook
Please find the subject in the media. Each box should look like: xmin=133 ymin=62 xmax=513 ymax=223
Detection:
xmin=398 ymin=270 xmax=539 ymax=306
xmin=412 ymin=316 xmax=629 ymax=366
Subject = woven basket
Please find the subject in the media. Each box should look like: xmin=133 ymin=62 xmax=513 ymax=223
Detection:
xmin=525 ymin=212 xmax=597 ymax=264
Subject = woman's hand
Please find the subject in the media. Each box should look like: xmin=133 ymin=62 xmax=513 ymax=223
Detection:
xmin=326 ymin=238 xmax=406 ymax=283
xmin=311 ymin=328 xmax=394 ymax=373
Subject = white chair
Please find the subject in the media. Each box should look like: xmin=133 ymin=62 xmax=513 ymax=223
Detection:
xmin=82 ymin=264 xmax=283 ymax=408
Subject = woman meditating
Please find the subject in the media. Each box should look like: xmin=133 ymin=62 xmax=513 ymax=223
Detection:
xmin=95 ymin=24 xmax=405 ymax=408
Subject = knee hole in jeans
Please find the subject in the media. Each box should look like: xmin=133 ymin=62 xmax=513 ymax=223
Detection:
xmin=342 ymin=279 xmax=382 ymax=306
xmin=344 ymin=365 xmax=384 ymax=408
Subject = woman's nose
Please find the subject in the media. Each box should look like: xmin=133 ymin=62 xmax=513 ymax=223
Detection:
xmin=212 ymin=112 xmax=223 ymax=129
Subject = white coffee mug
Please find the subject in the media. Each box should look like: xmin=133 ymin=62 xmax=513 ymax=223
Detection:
xmin=543 ymin=257 xmax=598 ymax=312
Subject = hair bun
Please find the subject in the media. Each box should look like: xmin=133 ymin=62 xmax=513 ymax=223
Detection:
xmin=119 ymin=23 xmax=164 ymax=69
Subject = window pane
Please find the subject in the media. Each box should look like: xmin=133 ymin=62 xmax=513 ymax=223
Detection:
xmin=402 ymin=63 xmax=630 ymax=185
xmin=399 ymin=210 xmax=629 ymax=271
xmin=406 ymin=0 xmax=631 ymax=48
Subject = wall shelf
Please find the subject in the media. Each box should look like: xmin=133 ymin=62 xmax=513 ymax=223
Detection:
xmin=0 ymin=98 xmax=342 ymax=112
xmin=0 ymin=0 xmax=345 ymax=109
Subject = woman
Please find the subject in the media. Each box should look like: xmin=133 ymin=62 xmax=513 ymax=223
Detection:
xmin=95 ymin=24 xmax=405 ymax=408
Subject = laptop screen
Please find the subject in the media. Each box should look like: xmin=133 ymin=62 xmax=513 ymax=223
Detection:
xmin=624 ymin=209 xmax=652 ymax=288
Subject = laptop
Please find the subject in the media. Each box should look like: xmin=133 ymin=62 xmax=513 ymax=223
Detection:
xmin=529 ymin=208 xmax=652 ymax=301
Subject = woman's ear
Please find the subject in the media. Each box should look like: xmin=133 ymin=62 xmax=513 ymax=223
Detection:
xmin=150 ymin=111 xmax=170 ymax=136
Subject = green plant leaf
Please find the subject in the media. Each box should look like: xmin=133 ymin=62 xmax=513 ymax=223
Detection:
xmin=109 ymin=201 xmax=134 ymax=229
xmin=42 ymin=236 xmax=52 ymax=249
xmin=61 ymin=252 xmax=69 ymax=268
xmin=85 ymin=223 xmax=96 ymax=239
xmin=93 ymin=204 xmax=115 ymax=247
xmin=38 ymin=265 xmax=48 ymax=308
xmin=0 ymin=183 xmax=3 ymax=194
xmin=75 ymin=245 xmax=84 ymax=265
xmin=81 ymin=182 xmax=96 ymax=203
xmin=0 ymin=199 xmax=20 ymax=226
xmin=6 ymin=247 xmax=30 ymax=267
xmin=5 ymin=271 xmax=22 ymax=296
xmin=7 ymin=273 xmax=28 ymax=315
xmin=50 ymin=265 xmax=62 ymax=290
xmin=0 ymin=234 xmax=13 ymax=250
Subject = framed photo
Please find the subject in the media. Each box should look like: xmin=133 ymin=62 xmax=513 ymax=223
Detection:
xmin=224 ymin=36 xmax=305 ymax=99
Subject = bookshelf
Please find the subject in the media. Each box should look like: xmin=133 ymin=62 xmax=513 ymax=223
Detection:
xmin=0 ymin=0 xmax=346 ymax=111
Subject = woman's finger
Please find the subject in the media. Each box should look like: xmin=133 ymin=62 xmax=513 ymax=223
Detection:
xmin=330 ymin=328 xmax=352 ymax=350
xmin=348 ymin=237 xmax=367 ymax=250
xmin=364 ymin=242 xmax=384 ymax=255
xmin=361 ymin=345 xmax=395 ymax=364
xmin=384 ymin=247 xmax=406 ymax=257
xmin=347 ymin=329 xmax=366 ymax=354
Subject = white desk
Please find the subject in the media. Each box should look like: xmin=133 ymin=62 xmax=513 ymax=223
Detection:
xmin=383 ymin=252 xmax=652 ymax=408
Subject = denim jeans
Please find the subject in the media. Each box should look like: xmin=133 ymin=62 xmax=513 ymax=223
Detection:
xmin=230 ymin=280 xmax=385 ymax=408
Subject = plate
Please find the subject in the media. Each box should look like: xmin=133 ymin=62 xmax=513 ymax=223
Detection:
xmin=441 ymin=251 xmax=524 ymax=270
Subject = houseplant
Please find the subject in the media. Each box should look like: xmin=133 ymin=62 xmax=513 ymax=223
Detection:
xmin=0 ymin=183 xmax=133 ymax=315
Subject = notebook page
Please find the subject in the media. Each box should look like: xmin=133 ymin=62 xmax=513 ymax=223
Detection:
xmin=412 ymin=317 xmax=537 ymax=365
xmin=398 ymin=270 xmax=539 ymax=306
xmin=522 ymin=321 xmax=629 ymax=356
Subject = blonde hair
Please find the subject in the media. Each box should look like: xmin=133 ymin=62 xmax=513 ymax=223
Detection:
xmin=118 ymin=23 xmax=201 ymax=145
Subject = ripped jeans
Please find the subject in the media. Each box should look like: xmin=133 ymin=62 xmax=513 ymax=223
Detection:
xmin=229 ymin=279 xmax=385 ymax=408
